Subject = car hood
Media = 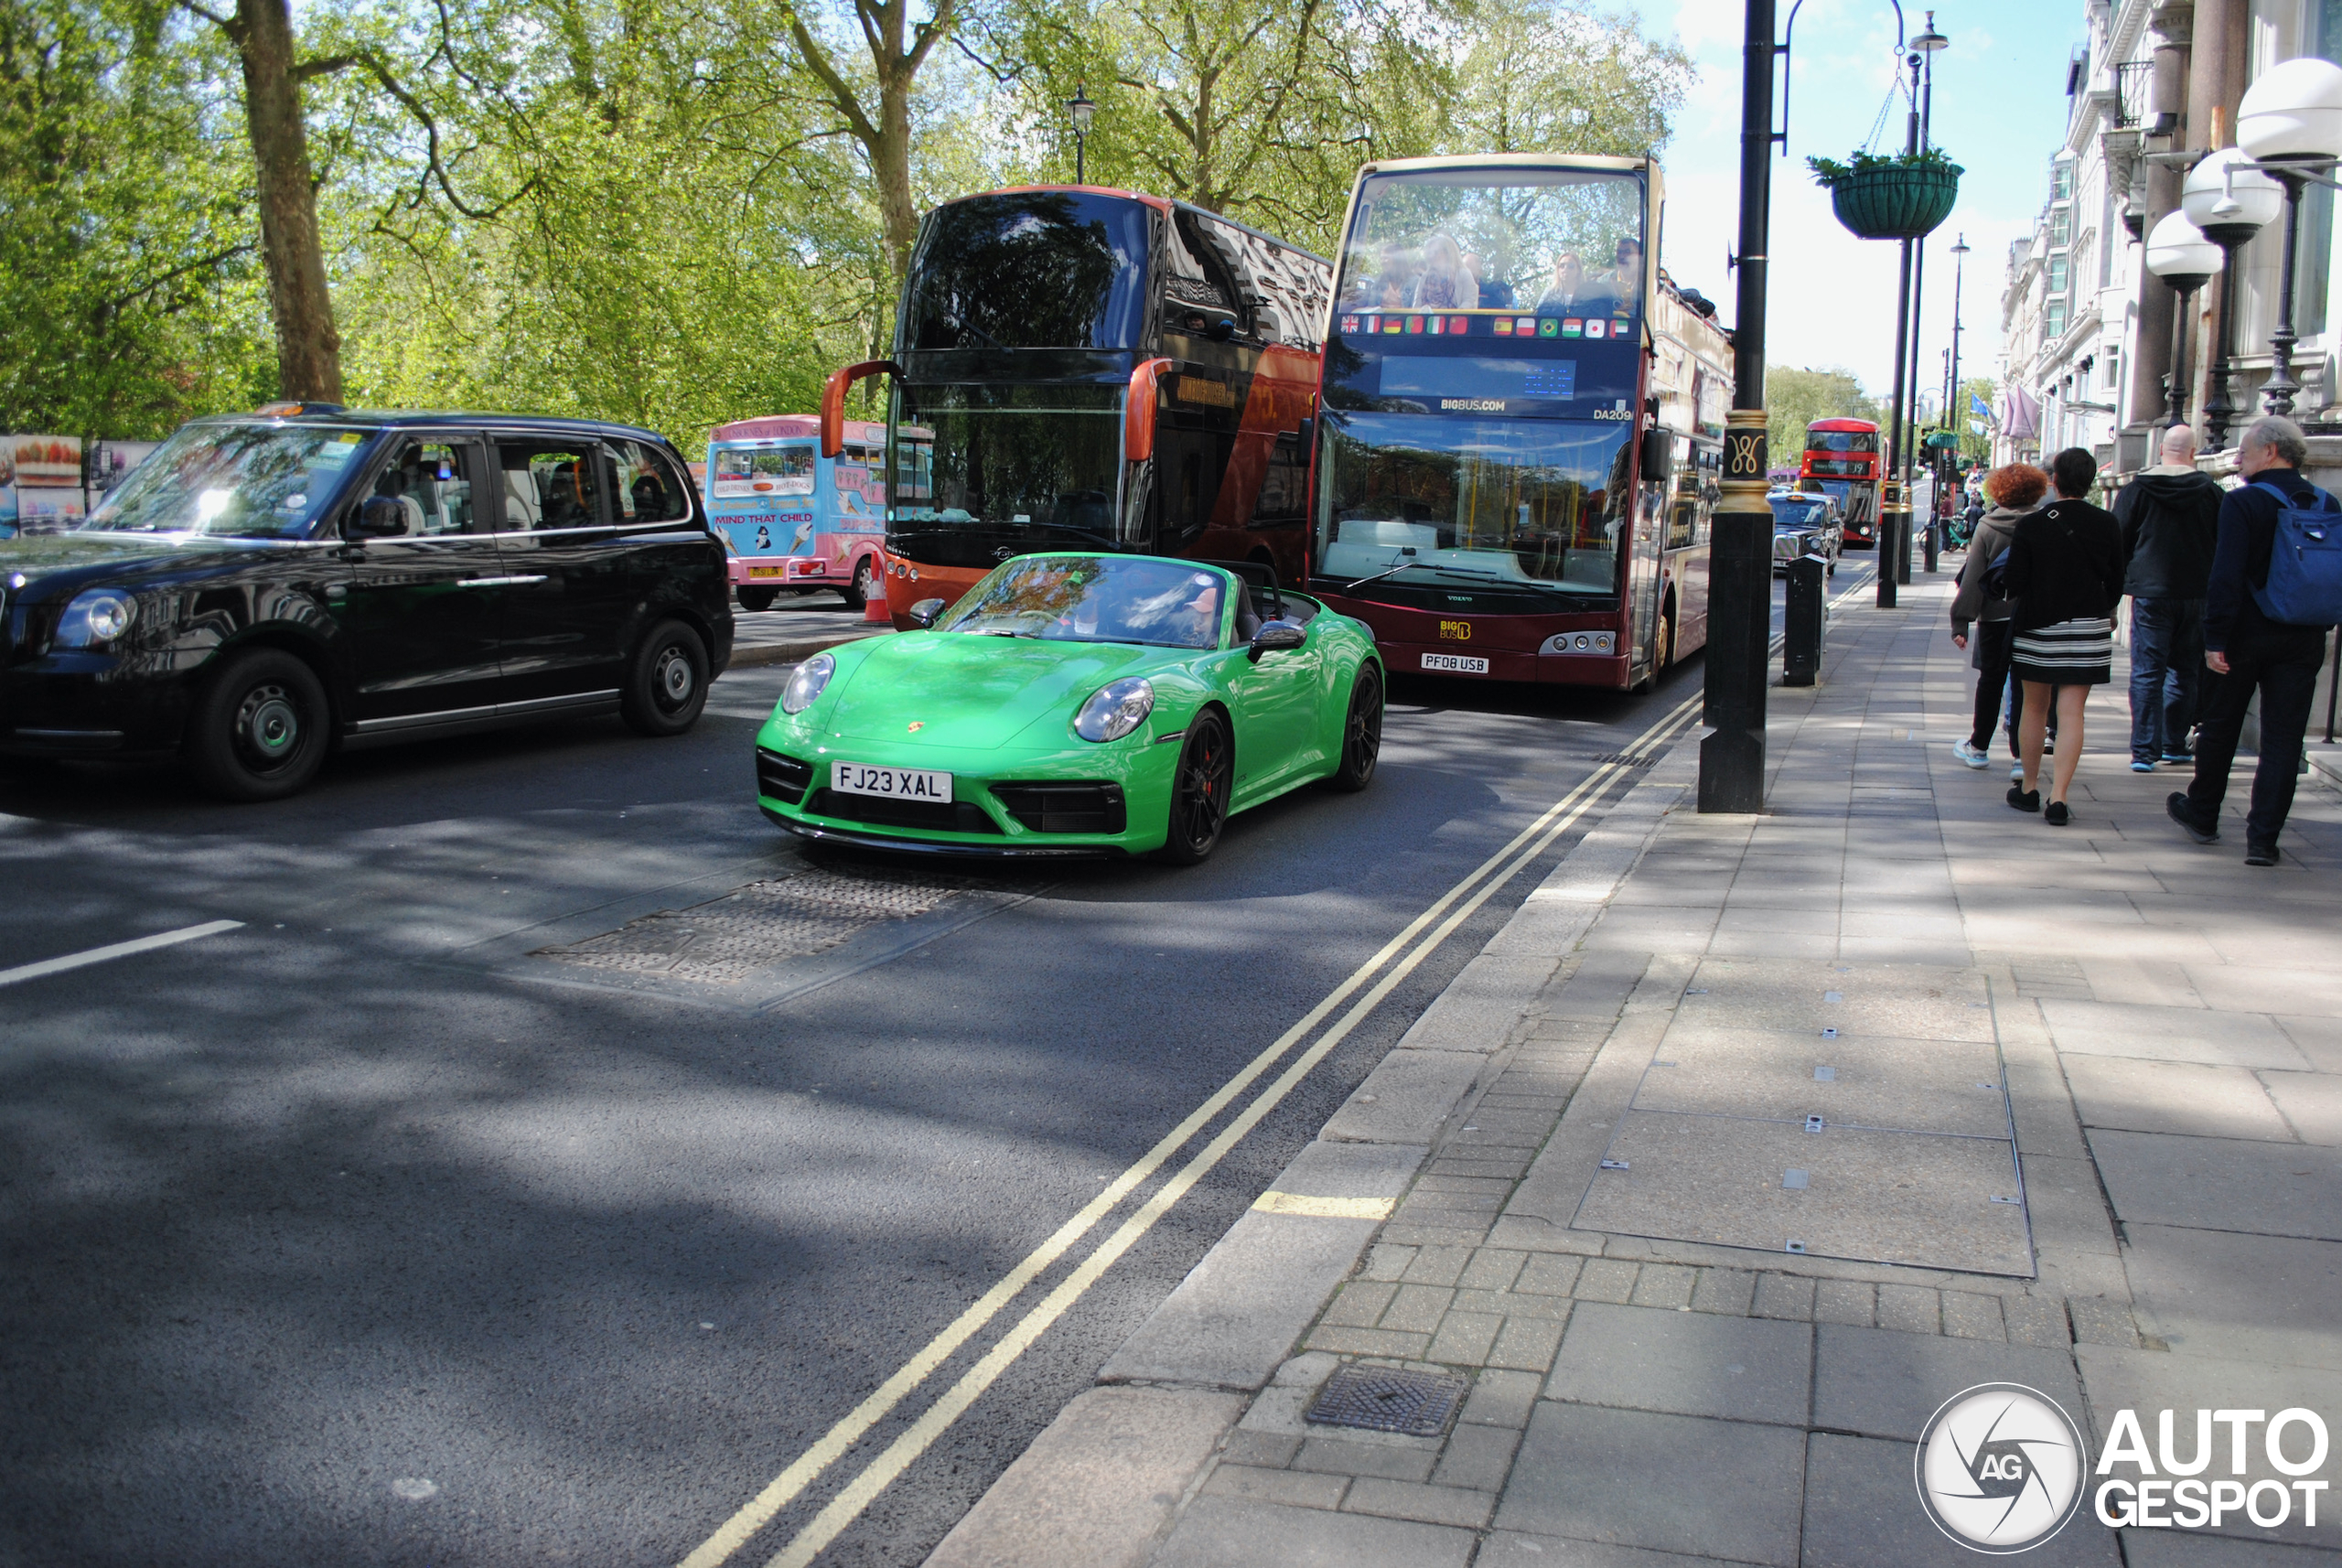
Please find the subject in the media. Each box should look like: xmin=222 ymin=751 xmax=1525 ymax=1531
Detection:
xmin=822 ymin=631 xmax=1178 ymax=750
xmin=0 ymin=531 xmax=293 ymax=596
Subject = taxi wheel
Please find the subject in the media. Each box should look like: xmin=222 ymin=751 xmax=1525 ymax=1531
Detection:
xmin=185 ymin=648 xmax=329 ymax=802
xmin=1157 ymin=709 xmax=1232 ymax=865
xmin=736 ymin=586 xmax=779 ymax=612
xmin=1329 ymin=663 xmax=1383 ymax=792
xmin=621 ymin=618 xmax=709 ymax=737
xmin=842 ymin=561 xmax=874 ymax=612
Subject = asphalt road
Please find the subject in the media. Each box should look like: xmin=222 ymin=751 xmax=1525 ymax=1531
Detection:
xmin=0 ymin=562 xmax=1869 ymax=1567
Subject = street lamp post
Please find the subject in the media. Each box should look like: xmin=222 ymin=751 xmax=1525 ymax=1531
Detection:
xmin=2143 ymin=210 xmax=2221 ymax=433
xmin=2182 ymin=148 xmax=2282 ymax=449
xmin=1944 ymin=232 xmax=1968 ymax=548
xmin=1069 ymin=87 xmax=1097 ymax=186
xmin=1878 ymin=45 xmax=1924 ymax=609
xmin=1906 ymin=16 xmax=1947 ymax=581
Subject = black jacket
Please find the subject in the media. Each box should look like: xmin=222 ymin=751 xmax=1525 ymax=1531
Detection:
xmin=2004 ymin=497 xmax=2126 ymax=633
xmin=2205 ymin=467 xmax=2337 ymax=651
xmin=2112 ymin=468 xmax=2222 ymax=598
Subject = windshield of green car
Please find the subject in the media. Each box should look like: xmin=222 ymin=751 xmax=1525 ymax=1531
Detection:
xmin=1769 ymin=497 xmax=1831 ymax=530
xmin=940 ymin=555 xmax=1225 ymax=649
xmin=79 ymin=422 xmax=375 ymax=537
xmin=1315 ymin=411 xmax=1631 ymax=605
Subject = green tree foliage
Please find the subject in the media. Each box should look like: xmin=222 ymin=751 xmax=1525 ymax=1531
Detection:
xmin=1765 ymin=365 xmax=1879 ymax=468
xmin=0 ymin=0 xmax=271 ymax=438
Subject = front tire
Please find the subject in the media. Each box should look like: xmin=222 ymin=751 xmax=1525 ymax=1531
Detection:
xmin=736 ymin=586 xmax=779 ymax=612
xmin=184 ymin=648 xmax=330 ymax=801
xmin=620 ymin=618 xmax=709 ymax=737
xmin=1156 ymin=708 xmax=1232 ymax=865
xmin=842 ymin=560 xmax=875 ymax=612
xmin=1329 ymin=663 xmax=1382 ymax=792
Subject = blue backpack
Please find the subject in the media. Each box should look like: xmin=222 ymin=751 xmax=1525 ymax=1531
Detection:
xmin=2249 ymin=479 xmax=2342 ymax=627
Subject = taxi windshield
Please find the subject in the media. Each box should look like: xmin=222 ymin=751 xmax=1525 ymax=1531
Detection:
xmin=1770 ymin=496 xmax=1832 ymax=530
xmin=940 ymin=556 xmax=1225 ymax=649
xmin=80 ymin=423 xmax=373 ymax=537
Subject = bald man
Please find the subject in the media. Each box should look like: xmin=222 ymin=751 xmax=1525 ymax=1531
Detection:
xmin=2111 ymin=424 xmax=2222 ymax=770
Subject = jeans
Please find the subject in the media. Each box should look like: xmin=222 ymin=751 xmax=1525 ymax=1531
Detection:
xmin=2186 ymin=627 xmax=2326 ymax=847
xmin=1969 ymin=619 xmax=2015 ymax=753
xmin=2128 ymin=598 xmax=2204 ymax=760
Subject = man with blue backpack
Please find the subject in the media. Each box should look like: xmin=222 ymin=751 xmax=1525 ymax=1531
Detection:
xmin=2167 ymin=416 xmax=2341 ymax=865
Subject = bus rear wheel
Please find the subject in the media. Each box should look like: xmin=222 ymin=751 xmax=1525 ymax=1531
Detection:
xmin=736 ymin=586 xmax=779 ymax=612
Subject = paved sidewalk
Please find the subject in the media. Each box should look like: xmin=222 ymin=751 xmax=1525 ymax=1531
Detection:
xmin=929 ymin=573 xmax=2342 ymax=1567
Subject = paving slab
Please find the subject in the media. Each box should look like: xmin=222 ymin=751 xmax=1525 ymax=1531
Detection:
xmin=2060 ymin=1057 xmax=2294 ymax=1141
xmin=922 ymin=1386 xmax=1242 ymax=1568
xmin=1635 ymin=1028 xmax=2010 ymax=1137
xmin=2121 ymin=1223 xmax=2342 ymax=1369
xmin=1542 ymin=1301 xmax=1810 ymax=1426
xmin=2036 ymin=999 xmax=2310 ymax=1070
xmin=1573 ymin=1111 xmax=2032 ymax=1275
xmin=2087 ymin=1129 xmax=2342 ymax=1240
xmin=1799 ymin=1432 xmax=2123 ymax=1567
xmin=2259 ymin=1070 xmax=2342 ymax=1146
xmin=1810 ymin=1322 xmax=2085 ymax=1442
xmin=1151 ymin=1494 xmax=1475 ymax=1568
xmin=1476 ymin=1533 xmax=1771 ymax=1566
xmin=1318 ymin=1051 xmax=1488 ymax=1145
xmin=1492 ymin=1402 xmax=1808 ymax=1567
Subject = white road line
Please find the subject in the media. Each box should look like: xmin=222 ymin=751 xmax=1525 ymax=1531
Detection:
xmin=677 ymin=690 xmax=1703 ymax=1568
xmin=0 ymin=919 xmax=246 ymax=990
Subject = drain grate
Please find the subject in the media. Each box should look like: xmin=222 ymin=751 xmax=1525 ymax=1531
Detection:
xmin=533 ymin=867 xmax=994 ymax=985
xmin=1304 ymin=1364 xmax=1467 ymax=1437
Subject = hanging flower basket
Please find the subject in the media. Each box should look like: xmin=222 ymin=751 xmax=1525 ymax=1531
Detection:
xmin=1808 ymin=152 xmax=1963 ymax=241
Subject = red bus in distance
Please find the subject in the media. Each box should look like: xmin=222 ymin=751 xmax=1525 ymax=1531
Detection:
xmin=1798 ymin=417 xmax=1881 ymax=549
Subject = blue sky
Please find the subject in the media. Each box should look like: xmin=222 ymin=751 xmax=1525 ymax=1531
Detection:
xmin=1650 ymin=0 xmax=2082 ymax=403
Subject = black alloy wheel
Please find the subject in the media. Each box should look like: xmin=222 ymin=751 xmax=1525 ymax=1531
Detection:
xmin=842 ymin=560 xmax=875 ymax=612
xmin=1157 ymin=708 xmax=1233 ymax=865
xmin=620 ymin=618 xmax=710 ymax=737
xmin=736 ymin=585 xmax=779 ymax=612
xmin=1329 ymin=663 xmax=1383 ymax=792
xmin=185 ymin=647 xmax=330 ymax=801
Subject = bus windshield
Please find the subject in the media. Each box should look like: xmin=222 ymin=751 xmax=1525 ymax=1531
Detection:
xmin=1806 ymin=431 xmax=1878 ymax=454
xmin=901 ymin=193 xmax=1153 ymax=351
xmin=889 ymin=383 xmax=1124 ymax=557
xmin=1315 ymin=412 xmax=1631 ymax=604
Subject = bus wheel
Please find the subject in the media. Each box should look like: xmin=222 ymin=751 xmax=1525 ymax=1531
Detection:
xmin=1329 ymin=663 xmax=1382 ymax=792
xmin=842 ymin=561 xmax=874 ymax=611
xmin=736 ymin=586 xmax=779 ymax=612
xmin=1156 ymin=709 xmax=1232 ymax=865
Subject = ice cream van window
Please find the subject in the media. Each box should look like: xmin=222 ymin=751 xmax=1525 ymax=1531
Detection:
xmin=712 ymin=445 xmax=814 ymax=498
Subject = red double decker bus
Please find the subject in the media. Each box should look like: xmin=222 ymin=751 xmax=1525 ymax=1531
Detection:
xmin=1799 ymin=417 xmax=1882 ymax=549
xmin=820 ymin=186 xmax=1332 ymax=624
xmin=1305 ymin=154 xmax=1729 ymax=690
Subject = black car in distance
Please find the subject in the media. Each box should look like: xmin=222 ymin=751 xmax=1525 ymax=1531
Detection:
xmin=1767 ymin=489 xmax=1842 ymax=578
xmin=0 ymin=406 xmax=733 ymax=800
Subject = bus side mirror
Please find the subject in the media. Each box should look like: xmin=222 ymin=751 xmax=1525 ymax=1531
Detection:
xmin=907 ymin=597 xmax=947 ymax=628
xmin=1639 ymin=426 xmax=1676 ymax=483
xmin=821 ymin=360 xmax=900 ymax=457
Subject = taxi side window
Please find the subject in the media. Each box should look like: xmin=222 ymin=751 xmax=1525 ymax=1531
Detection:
xmin=610 ymin=439 xmax=691 ymax=522
xmin=367 ymin=440 xmax=478 ymax=536
xmin=499 ymin=441 xmax=604 ymax=531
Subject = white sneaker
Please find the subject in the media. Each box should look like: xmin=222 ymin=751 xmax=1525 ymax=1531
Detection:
xmin=1952 ymin=739 xmax=1990 ymax=768
xmin=2011 ymin=760 xmax=2025 ymax=781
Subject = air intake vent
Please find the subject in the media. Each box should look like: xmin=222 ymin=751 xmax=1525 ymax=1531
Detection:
xmin=755 ymin=748 xmax=813 ymax=804
xmin=990 ymin=782 xmax=1127 ymax=834
xmin=802 ymin=788 xmax=1003 ymax=834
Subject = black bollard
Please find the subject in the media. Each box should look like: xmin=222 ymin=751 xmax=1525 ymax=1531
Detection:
xmin=1783 ymin=553 xmax=1825 ymax=687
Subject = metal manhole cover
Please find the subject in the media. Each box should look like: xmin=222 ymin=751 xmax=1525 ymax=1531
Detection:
xmin=532 ymin=867 xmax=996 ymax=985
xmin=1304 ymin=1364 xmax=1467 ymax=1437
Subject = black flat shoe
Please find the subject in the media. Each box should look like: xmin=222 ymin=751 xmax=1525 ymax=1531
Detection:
xmin=2246 ymin=843 xmax=2279 ymax=866
xmin=2045 ymin=800 xmax=2071 ymax=825
xmin=2007 ymin=786 xmax=2041 ymax=812
xmin=2166 ymin=792 xmax=2218 ymax=844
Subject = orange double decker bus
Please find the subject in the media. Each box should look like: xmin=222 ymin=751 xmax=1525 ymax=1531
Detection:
xmin=1799 ymin=417 xmax=1881 ymax=550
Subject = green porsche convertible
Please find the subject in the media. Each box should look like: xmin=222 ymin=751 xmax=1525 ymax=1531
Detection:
xmin=753 ymin=553 xmax=1384 ymax=862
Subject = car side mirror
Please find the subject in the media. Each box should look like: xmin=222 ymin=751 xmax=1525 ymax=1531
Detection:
xmin=348 ymin=497 xmax=405 ymax=539
xmin=907 ymin=596 xmax=947 ymax=628
xmin=1248 ymin=620 xmax=1307 ymax=662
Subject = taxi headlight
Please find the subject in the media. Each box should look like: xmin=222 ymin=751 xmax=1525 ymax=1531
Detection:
xmin=56 ymin=589 xmax=137 ymax=648
xmin=1075 ymin=677 xmax=1155 ymax=742
xmin=779 ymin=652 xmax=834 ymax=715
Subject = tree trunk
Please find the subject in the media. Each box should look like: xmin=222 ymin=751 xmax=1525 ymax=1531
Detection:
xmin=233 ymin=0 xmax=341 ymax=401
xmin=875 ymin=57 xmax=918 ymax=285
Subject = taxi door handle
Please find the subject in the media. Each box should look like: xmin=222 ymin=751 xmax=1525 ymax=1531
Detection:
xmin=455 ymin=575 xmax=548 ymax=587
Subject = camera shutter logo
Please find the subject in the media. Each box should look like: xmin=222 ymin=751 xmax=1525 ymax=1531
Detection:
xmin=1915 ymin=1383 xmax=2089 ymax=1552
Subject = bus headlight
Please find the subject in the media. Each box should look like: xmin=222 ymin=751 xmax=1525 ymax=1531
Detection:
xmin=56 ymin=589 xmax=137 ymax=648
xmin=1075 ymin=678 xmax=1154 ymax=742
xmin=779 ymin=652 xmax=835 ymax=714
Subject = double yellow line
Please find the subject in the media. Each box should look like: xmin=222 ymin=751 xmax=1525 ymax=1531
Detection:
xmin=682 ymin=686 xmax=1707 ymax=1568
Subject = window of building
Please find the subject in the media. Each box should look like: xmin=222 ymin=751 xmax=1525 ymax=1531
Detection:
xmin=2046 ymin=300 xmax=2068 ymax=338
xmin=2050 ymin=209 xmax=2071 ymax=248
xmin=2048 ymin=254 xmax=2068 ymax=293
xmin=2052 ymin=161 xmax=2074 ymax=201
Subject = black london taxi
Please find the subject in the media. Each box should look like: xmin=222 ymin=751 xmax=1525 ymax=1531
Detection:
xmin=0 ymin=405 xmax=733 ymax=800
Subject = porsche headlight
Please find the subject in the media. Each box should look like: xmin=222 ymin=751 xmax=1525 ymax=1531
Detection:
xmin=55 ymin=589 xmax=137 ymax=649
xmin=779 ymin=651 xmax=835 ymax=715
xmin=1075 ymin=677 xmax=1155 ymax=742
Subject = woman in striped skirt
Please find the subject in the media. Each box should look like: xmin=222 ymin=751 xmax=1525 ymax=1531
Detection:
xmin=2004 ymin=448 xmax=2129 ymax=825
